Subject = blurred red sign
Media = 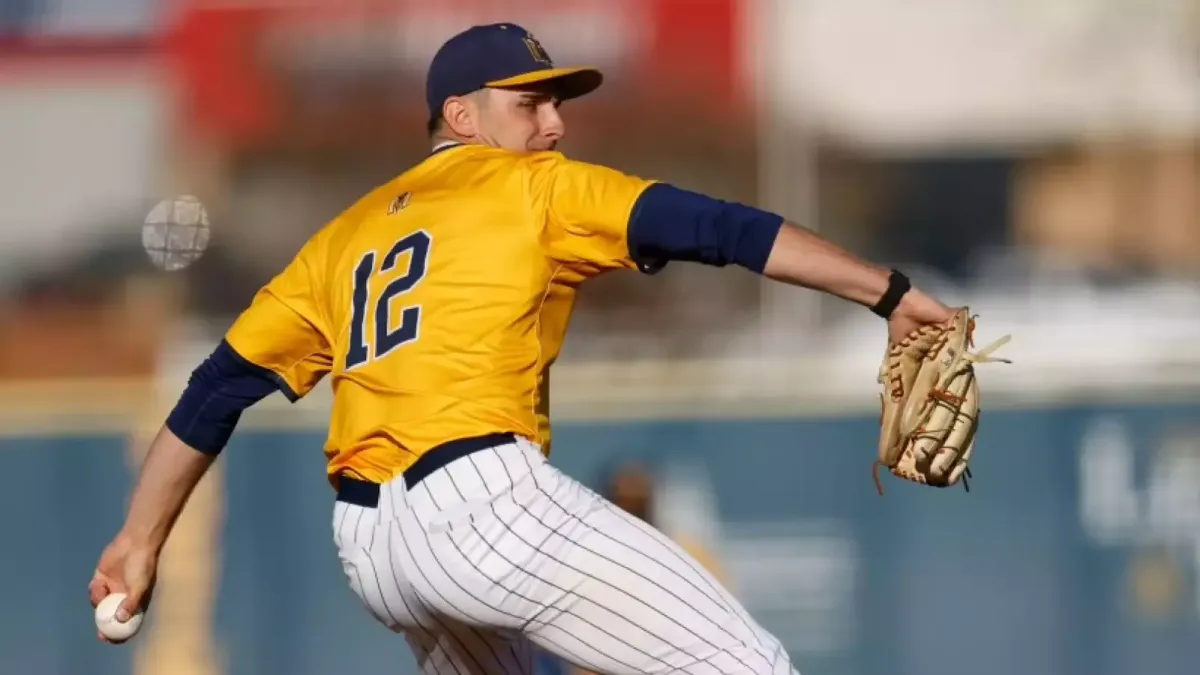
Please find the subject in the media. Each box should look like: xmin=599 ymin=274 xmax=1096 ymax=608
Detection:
xmin=169 ymin=0 xmax=744 ymax=146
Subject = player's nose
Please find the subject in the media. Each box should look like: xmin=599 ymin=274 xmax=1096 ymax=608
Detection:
xmin=540 ymin=105 xmax=565 ymax=142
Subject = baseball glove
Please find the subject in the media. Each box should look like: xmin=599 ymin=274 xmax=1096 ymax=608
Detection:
xmin=874 ymin=308 xmax=1010 ymax=494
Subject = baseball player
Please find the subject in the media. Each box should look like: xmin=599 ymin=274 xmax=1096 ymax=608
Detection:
xmin=89 ymin=23 xmax=956 ymax=675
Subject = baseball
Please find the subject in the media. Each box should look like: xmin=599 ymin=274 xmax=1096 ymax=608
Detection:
xmin=142 ymin=194 xmax=211 ymax=272
xmin=94 ymin=593 xmax=144 ymax=642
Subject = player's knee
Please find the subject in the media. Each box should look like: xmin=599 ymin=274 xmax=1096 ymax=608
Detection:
xmin=740 ymin=634 xmax=797 ymax=675
xmin=768 ymin=648 xmax=798 ymax=675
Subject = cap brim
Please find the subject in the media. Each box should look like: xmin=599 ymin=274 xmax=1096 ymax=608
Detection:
xmin=486 ymin=67 xmax=603 ymax=101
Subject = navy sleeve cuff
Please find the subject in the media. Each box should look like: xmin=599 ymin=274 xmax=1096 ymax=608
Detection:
xmin=165 ymin=340 xmax=283 ymax=455
xmin=627 ymin=183 xmax=784 ymax=274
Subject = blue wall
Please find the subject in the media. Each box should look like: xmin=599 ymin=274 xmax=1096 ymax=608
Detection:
xmin=3 ymin=402 xmax=1199 ymax=675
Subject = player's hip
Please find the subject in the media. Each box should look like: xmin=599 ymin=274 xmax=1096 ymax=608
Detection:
xmin=331 ymin=433 xmax=552 ymax=628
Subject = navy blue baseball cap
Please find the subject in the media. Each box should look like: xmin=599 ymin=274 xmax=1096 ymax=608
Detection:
xmin=425 ymin=23 xmax=603 ymax=119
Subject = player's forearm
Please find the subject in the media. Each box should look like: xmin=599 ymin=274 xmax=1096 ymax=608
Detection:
xmin=119 ymin=425 xmax=215 ymax=552
xmin=118 ymin=339 xmax=282 ymax=551
xmin=761 ymin=222 xmax=893 ymax=308
xmin=763 ymin=222 xmax=955 ymax=331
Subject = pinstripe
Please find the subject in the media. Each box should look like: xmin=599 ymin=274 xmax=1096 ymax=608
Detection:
xmin=335 ymin=502 xmax=470 ymax=675
xmin=769 ymin=638 xmax=787 ymax=675
xmin=332 ymin=439 xmax=798 ymax=675
xmin=585 ymin=504 xmax=780 ymax=673
xmin=598 ymin=500 xmax=768 ymax=643
xmin=599 ymin=500 xmax=736 ymax=610
xmin=337 ymin=507 xmax=374 ymax=624
xmin=479 ymin=500 xmax=684 ymax=671
xmin=601 ymin=499 xmax=730 ymax=609
xmin=530 ymin=452 xmax=732 ymax=613
xmin=336 ymin=501 xmax=351 ymax=541
xmin=600 ymin=498 xmax=780 ymax=667
xmin=529 ymin=495 xmax=760 ymax=675
xmin=396 ymin=486 xmax=545 ymax=675
xmin=384 ymin=526 xmax=477 ymax=675
xmin=540 ymin=482 xmax=777 ymax=671
xmin=508 ymin=636 xmax=534 ymax=675
xmin=519 ymin=444 xmax=793 ymax=674
xmin=379 ymin=480 xmax=506 ymax=675
xmin=336 ymin=495 xmax=492 ymax=675
xmin=437 ymin=470 xmax=530 ymax=675
xmin=366 ymin=510 xmax=378 ymax=551
xmin=487 ymin=452 xmax=744 ymax=673
xmin=513 ymin=455 xmax=752 ymax=647
xmin=497 ymin=451 xmax=771 ymax=674
xmin=601 ymin=504 xmax=785 ymax=673
xmin=452 ymin=521 xmax=613 ymax=673
xmin=394 ymin=522 xmax=497 ymax=674
xmin=353 ymin=506 xmax=368 ymax=545
xmin=403 ymin=450 xmax=662 ymax=671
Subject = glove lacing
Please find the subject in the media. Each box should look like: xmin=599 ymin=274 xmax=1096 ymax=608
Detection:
xmin=873 ymin=317 xmax=1012 ymax=495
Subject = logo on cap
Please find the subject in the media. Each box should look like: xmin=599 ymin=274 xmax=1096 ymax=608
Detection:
xmin=522 ymin=33 xmax=553 ymax=67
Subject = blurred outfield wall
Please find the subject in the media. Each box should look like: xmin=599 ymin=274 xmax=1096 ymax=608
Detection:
xmin=2 ymin=377 xmax=1199 ymax=675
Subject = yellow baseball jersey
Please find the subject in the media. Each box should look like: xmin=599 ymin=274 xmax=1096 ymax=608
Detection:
xmin=224 ymin=144 xmax=655 ymax=484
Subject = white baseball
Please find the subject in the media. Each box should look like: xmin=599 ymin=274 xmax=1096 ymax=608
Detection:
xmin=95 ymin=593 xmax=144 ymax=642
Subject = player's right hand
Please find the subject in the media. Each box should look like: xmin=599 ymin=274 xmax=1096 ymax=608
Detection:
xmin=88 ymin=532 xmax=159 ymax=644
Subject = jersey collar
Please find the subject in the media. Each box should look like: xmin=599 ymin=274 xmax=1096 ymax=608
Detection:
xmin=430 ymin=141 xmax=465 ymax=156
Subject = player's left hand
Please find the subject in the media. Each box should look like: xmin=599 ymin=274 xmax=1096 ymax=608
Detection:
xmin=886 ymin=290 xmax=955 ymax=345
xmin=88 ymin=532 xmax=159 ymax=644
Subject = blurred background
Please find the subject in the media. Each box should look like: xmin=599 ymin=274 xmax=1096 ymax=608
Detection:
xmin=1 ymin=0 xmax=1199 ymax=673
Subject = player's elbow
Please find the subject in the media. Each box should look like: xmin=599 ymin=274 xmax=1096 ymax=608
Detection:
xmin=627 ymin=183 xmax=783 ymax=273
xmin=164 ymin=340 xmax=282 ymax=455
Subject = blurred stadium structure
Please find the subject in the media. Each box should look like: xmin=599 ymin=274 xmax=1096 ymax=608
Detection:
xmin=0 ymin=0 xmax=1198 ymax=674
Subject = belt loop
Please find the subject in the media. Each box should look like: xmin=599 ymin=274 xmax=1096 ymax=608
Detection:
xmin=379 ymin=474 xmax=404 ymax=522
xmin=377 ymin=480 xmax=390 ymax=522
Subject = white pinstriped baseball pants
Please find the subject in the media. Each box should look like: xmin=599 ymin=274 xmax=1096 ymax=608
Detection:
xmin=332 ymin=437 xmax=798 ymax=675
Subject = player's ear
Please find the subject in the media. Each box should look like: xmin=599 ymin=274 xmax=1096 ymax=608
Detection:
xmin=442 ymin=96 xmax=477 ymax=137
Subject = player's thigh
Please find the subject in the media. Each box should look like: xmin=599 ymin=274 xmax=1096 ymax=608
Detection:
xmin=506 ymin=465 xmax=796 ymax=675
xmin=335 ymin=503 xmax=536 ymax=675
xmin=385 ymin=450 xmax=795 ymax=674
xmin=334 ymin=501 xmax=422 ymax=631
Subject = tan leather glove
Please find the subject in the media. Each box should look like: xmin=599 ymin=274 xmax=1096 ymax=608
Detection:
xmin=875 ymin=309 xmax=1011 ymax=494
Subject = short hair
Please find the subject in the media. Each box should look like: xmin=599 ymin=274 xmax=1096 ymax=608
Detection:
xmin=426 ymin=114 xmax=443 ymax=137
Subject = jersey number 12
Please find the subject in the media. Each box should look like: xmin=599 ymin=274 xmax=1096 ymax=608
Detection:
xmin=346 ymin=230 xmax=432 ymax=369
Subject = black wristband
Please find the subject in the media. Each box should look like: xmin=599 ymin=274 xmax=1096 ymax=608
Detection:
xmin=871 ymin=270 xmax=911 ymax=319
